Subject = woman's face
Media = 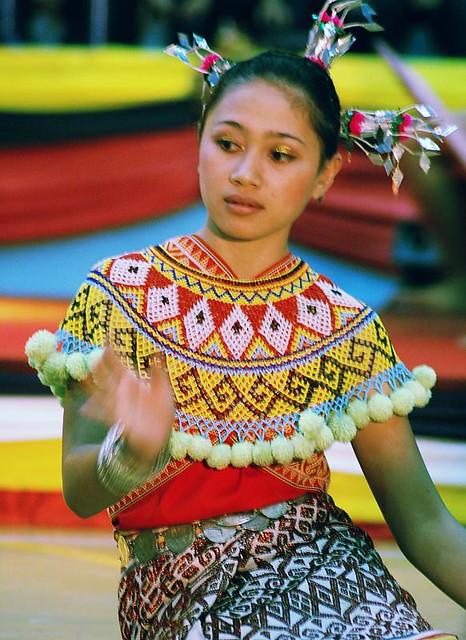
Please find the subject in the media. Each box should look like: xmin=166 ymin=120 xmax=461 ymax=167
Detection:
xmin=198 ymin=79 xmax=339 ymax=248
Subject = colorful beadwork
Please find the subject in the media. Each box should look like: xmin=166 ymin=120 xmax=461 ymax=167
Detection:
xmin=25 ymin=237 xmax=436 ymax=469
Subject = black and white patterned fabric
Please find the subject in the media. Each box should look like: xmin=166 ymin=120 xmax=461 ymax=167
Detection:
xmin=118 ymin=492 xmax=438 ymax=640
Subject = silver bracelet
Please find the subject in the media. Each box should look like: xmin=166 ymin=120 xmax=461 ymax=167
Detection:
xmin=96 ymin=421 xmax=171 ymax=497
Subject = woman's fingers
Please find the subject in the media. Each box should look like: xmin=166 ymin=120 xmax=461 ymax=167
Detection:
xmin=94 ymin=346 xmax=125 ymax=389
xmin=80 ymin=346 xmax=126 ymax=423
xmin=80 ymin=346 xmax=176 ymax=464
xmin=115 ymin=353 xmax=175 ymax=462
xmin=149 ymin=352 xmax=173 ymax=397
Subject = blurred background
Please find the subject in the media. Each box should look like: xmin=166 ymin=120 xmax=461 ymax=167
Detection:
xmin=0 ymin=1 xmax=465 ymax=637
xmin=1 ymin=0 xmax=466 ymax=54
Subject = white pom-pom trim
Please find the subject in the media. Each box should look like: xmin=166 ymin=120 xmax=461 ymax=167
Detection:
xmin=166 ymin=431 xmax=312 ymax=468
xmin=186 ymin=434 xmax=213 ymax=461
xmin=314 ymin=425 xmax=334 ymax=451
xmin=298 ymin=410 xmax=326 ymax=438
xmin=346 ymin=398 xmax=371 ymax=429
xmin=25 ymin=329 xmax=105 ymax=401
xmin=65 ymin=351 xmax=89 ymax=382
xmin=412 ymin=365 xmax=437 ymax=389
xmin=368 ymin=393 xmax=393 ymax=422
xmin=252 ymin=441 xmax=273 ymax=466
xmin=328 ymin=413 xmax=357 ymax=442
xmin=390 ymin=387 xmax=415 ymax=415
xmin=271 ymin=437 xmax=294 ymax=465
xmin=290 ymin=433 xmax=315 ymax=459
xmin=403 ymin=380 xmax=431 ymax=408
xmin=170 ymin=431 xmax=191 ymax=460
xmin=41 ymin=352 xmax=68 ymax=387
xmin=231 ymin=441 xmax=254 ymax=467
xmin=168 ymin=430 xmax=317 ymax=467
xmin=25 ymin=330 xmax=56 ymax=368
xmin=168 ymin=364 xmax=438 ymax=468
xmin=207 ymin=443 xmax=232 ymax=469
xmin=28 ymin=333 xmax=438 ymax=468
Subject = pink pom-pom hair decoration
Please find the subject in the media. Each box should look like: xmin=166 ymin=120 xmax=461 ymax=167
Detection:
xmin=304 ymin=0 xmax=383 ymax=69
xmin=165 ymin=33 xmax=233 ymax=90
xmin=341 ymin=105 xmax=457 ymax=194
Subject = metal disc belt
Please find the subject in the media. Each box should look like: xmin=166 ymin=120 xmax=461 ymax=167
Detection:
xmin=115 ymin=494 xmax=309 ymax=568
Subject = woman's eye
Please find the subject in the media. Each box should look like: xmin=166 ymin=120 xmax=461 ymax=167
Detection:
xmin=217 ymin=138 xmax=241 ymax=152
xmin=271 ymin=146 xmax=295 ymax=162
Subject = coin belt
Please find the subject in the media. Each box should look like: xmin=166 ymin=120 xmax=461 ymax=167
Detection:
xmin=115 ymin=494 xmax=309 ymax=568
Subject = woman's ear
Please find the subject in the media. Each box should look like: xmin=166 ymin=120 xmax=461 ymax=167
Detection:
xmin=312 ymin=153 xmax=342 ymax=202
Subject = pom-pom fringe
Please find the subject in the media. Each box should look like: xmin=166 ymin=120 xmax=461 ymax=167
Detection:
xmin=26 ymin=330 xmax=435 ymax=467
xmin=25 ymin=330 xmax=103 ymax=402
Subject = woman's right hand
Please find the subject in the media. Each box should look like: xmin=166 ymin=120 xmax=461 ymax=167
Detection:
xmin=62 ymin=347 xmax=175 ymax=517
xmin=81 ymin=347 xmax=175 ymax=466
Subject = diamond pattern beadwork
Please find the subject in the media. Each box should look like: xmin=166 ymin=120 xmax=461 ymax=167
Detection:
xmin=316 ymin=280 xmax=363 ymax=308
xmin=109 ymin=257 xmax=151 ymax=286
xmin=58 ymin=237 xmax=415 ymax=472
xmin=183 ymin=298 xmax=215 ymax=350
xmin=296 ymin=294 xmax=333 ymax=336
xmin=259 ymin=304 xmax=293 ymax=355
xmin=220 ymin=305 xmax=254 ymax=359
xmin=147 ymin=283 xmax=179 ymax=323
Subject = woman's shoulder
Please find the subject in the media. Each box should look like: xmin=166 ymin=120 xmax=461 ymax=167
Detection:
xmin=90 ymin=245 xmax=156 ymax=271
xmin=300 ymin=266 xmax=371 ymax=319
xmin=88 ymin=236 xmax=189 ymax=276
xmin=83 ymin=245 xmax=166 ymax=288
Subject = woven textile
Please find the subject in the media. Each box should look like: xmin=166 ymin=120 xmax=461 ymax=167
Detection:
xmin=117 ymin=492 xmax=434 ymax=640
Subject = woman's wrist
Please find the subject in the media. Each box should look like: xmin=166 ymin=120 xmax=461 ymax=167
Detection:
xmin=96 ymin=421 xmax=170 ymax=497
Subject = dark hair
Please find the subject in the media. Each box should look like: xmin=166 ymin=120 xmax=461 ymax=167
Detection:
xmin=198 ymin=51 xmax=341 ymax=162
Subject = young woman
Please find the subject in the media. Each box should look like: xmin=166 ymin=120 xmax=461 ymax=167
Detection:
xmin=26 ymin=3 xmax=465 ymax=639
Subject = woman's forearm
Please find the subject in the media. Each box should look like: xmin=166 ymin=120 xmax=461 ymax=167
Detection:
xmin=353 ymin=416 xmax=466 ymax=607
xmin=393 ymin=509 xmax=466 ymax=608
xmin=62 ymin=425 xmax=158 ymax=518
xmin=62 ymin=383 xmax=119 ymax=517
xmin=62 ymin=443 xmax=120 ymax=518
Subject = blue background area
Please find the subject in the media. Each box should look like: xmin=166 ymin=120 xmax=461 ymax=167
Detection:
xmin=0 ymin=203 xmax=397 ymax=310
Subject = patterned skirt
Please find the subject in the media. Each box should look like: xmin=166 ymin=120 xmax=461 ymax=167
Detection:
xmin=117 ymin=492 xmax=450 ymax=640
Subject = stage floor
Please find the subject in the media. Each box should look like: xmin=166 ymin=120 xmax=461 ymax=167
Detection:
xmin=0 ymin=527 xmax=464 ymax=640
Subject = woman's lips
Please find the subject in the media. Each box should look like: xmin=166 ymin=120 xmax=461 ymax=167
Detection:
xmin=224 ymin=194 xmax=264 ymax=214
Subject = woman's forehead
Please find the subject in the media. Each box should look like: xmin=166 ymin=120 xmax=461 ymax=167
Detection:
xmin=220 ymin=78 xmax=306 ymax=102
xmin=210 ymin=79 xmax=311 ymax=124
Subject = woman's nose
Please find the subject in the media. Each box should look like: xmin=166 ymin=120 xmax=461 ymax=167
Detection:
xmin=229 ymin=152 xmax=261 ymax=187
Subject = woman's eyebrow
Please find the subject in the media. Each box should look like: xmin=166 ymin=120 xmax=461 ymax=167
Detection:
xmin=215 ymin=120 xmax=305 ymax=145
xmin=266 ymin=130 xmax=305 ymax=145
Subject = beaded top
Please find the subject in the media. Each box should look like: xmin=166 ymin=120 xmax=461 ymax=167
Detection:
xmin=26 ymin=236 xmax=435 ymax=471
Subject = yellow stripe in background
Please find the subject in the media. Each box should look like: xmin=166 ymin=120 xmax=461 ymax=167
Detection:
xmin=0 ymin=46 xmax=196 ymax=112
xmin=0 ymin=47 xmax=464 ymax=112
xmin=0 ymin=297 xmax=69 ymax=323
xmin=0 ymin=538 xmax=117 ymax=567
xmin=0 ymin=438 xmax=62 ymax=491
xmin=330 ymin=471 xmax=466 ymax=524
xmin=331 ymin=54 xmax=466 ymax=111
